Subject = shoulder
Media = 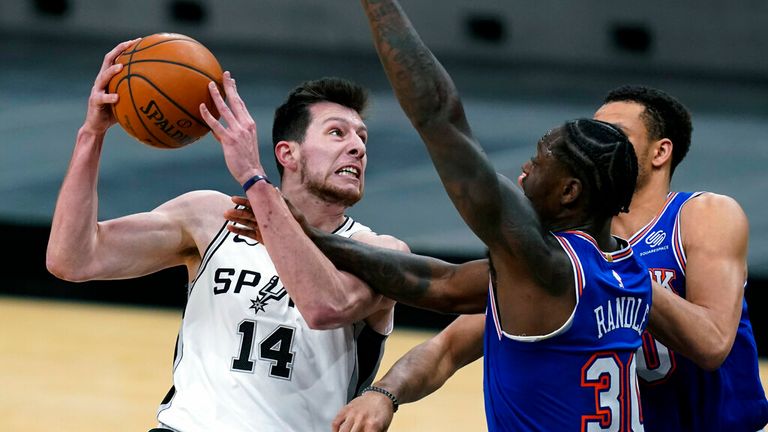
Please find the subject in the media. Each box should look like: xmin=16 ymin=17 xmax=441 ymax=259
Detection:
xmin=680 ymin=192 xmax=748 ymax=249
xmin=160 ymin=189 xmax=231 ymax=208
xmin=681 ymin=192 xmax=747 ymax=227
xmin=350 ymin=230 xmax=411 ymax=253
xmin=155 ymin=189 xmax=232 ymax=235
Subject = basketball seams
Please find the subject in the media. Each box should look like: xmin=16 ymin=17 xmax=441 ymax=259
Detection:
xmin=125 ymin=41 xmax=175 ymax=149
xmin=125 ymin=74 xmax=212 ymax=129
xmin=119 ymin=59 xmax=222 ymax=84
xmin=108 ymin=33 xmax=221 ymax=149
xmin=119 ymin=36 xmax=202 ymax=57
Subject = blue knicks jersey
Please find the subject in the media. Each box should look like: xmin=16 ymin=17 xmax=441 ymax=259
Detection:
xmin=483 ymin=231 xmax=652 ymax=431
xmin=631 ymin=191 xmax=768 ymax=431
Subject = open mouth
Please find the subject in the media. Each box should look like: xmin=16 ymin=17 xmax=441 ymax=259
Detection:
xmin=336 ymin=166 xmax=360 ymax=178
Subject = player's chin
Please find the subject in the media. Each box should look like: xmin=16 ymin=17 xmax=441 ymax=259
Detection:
xmin=332 ymin=186 xmax=363 ymax=207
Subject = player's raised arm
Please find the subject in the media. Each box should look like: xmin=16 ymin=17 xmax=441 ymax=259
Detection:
xmin=46 ymin=38 xmax=195 ymax=282
xmin=360 ymin=0 xmax=518 ymax=248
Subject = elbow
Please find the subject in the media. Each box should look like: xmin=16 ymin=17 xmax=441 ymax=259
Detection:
xmin=302 ymin=304 xmax=350 ymax=330
xmin=46 ymin=249 xmax=89 ymax=282
xmin=695 ymin=341 xmax=731 ymax=371
xmin=46 ymin=250 xmax=71 ymax=281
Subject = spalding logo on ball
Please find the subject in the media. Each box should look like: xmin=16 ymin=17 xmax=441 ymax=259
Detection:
xmin=108 ymin=33 xmax=223 ymax=149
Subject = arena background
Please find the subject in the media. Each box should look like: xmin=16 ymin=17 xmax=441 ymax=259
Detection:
xmin=2 ymin=0 xmax=768 ymax=430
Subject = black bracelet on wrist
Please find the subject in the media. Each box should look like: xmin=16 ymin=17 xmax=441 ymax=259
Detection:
xmin=242 ymin=174 xmax=271 ymax=192
xmin=360 ymin=385 xmax=399 ymax=412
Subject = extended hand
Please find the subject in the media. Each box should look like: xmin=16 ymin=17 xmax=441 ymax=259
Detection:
xmin=200 ymin=71 xmax=265 ymax=185
xmin=82 ymin=38 xmax=140 ymax=135
xmin=331 ymin=392 xmax=395 ymax=432
xmin=224 ymin=194 xmax=317 ymax=243
xmin=224 ymin=195 xmax=263 ymax=243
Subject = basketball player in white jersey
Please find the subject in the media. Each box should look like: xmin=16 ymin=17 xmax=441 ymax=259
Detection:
xmin=46 ymin=40 xmax=408 ymax=432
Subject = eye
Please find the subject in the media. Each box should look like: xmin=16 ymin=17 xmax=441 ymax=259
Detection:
xmin=358 ymin=133 xmax=368 ymax=144
xmin=329 ymin=128 xmax=343 ymax=137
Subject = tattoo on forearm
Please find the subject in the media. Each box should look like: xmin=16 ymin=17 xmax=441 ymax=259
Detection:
xmin=315 ymin=234 xmax=433 ymax=302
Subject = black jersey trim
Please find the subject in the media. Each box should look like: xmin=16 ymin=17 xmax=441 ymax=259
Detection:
xmin=351 ymin=324 xmax=387 ymax=399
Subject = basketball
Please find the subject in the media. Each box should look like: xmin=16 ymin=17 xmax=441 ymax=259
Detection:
xmin=107 ymin=33 xmax=223 ymax=149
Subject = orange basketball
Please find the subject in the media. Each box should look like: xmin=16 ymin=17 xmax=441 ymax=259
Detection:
xmin=108 ymin=33 xmax=223 ymax=149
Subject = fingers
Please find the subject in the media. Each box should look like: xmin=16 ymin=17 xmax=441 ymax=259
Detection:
xmin=200 ymin=100 xmax=228 ymax=137
xmin=222 ymin=72 xmax=251 ymax=122
xmin=207 ymin=76 xmax=236 ymax=126
xmin=226 ymin=225 xmax=263 ymax=243
xmin=230 ymin=195 xmax=250 ymax=207
xmin=100 ymin=38 xmax=140 ymax=75
xmin=93 ymin=37 xmax=139 ymax=99
xmin=224 ymin=208 xmax=257 ymax=224
xmin=90 ymin=89 xmax=119 ymax=107
xmin=93 ymin=63 xmax=124 ymax=95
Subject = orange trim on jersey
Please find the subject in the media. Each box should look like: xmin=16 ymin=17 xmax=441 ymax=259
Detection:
xmin=580 ymin=352 xmax=622 ymax=432
xmin=628 ymin=192 xmax=678 ymax=246
xmin=672 ymin=211 xmax=687 ymax=273
xmin=560 ymin=230 xmax=634 ymax=263
xmin=580 ymin=351 xmax=640 ymax=432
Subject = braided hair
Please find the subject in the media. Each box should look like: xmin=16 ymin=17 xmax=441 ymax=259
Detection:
xmin=551 ymin=119 xmax=638 ymax=216
xmin=604 ymin=85 xmax=692 ymax=176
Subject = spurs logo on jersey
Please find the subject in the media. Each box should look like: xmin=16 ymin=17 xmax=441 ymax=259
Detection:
xmin=249 ymin=275 xmax=285 ymax=314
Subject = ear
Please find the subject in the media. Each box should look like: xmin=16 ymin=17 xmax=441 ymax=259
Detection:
xmin=275 ymin=140 xmax=299 ymax=173
xmin=651 ymin=138 xmax=673 ymax=168
xmin=560 ymin=177 xmax=583 ymax=206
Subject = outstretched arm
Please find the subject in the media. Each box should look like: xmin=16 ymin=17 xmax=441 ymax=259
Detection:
xmin=310 ymin=231 xmax=489 ymax=314
xmin=225 ymin=197 xmax=488 ymax=314
xmin=360 ymin=0 xmax=507 ymax=246
xmin=332 ymin=314 xmax=485 ymax=432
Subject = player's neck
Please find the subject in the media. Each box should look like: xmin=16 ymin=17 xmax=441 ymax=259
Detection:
xmin=612 ymin=176 xmax=671 ymax=239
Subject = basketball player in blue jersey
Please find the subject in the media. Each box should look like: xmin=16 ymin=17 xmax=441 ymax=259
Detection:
xmin=230 ymin=2 xmax=651 ymax=431
xmin=287 ymin=89 xmax=768 ymax=431
xmin=596 ymin=86 xmax=768 ymax=431
xmin=227 ymin=5 xmax=767 ymax=432
xmin=46 ymin=40 xmax=409 ymax=431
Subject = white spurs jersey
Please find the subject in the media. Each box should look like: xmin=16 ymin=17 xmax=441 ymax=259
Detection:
xmin=157 ymin=216 xmax=390 ymax=432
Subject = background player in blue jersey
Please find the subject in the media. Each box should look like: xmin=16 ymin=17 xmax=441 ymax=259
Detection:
xmin=596 ymin=85 xmax=768 ymax=431
xmin=297 ymin=87 xmax=767 ymax=431
xmin=46 ymin=41 xmax=409 ymax=431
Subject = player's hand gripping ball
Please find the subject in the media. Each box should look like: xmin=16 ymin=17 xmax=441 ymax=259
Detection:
xmin=108 ymin=33 xmax=224 ymax=149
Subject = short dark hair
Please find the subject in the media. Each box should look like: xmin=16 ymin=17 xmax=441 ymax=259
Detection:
xmin=603 ymin=85 xmax=692 ymax=177
xmin=552 ymin=119 xmax=638 ymax=216
xmin=272 ymin=77 xmax=370 ymax=178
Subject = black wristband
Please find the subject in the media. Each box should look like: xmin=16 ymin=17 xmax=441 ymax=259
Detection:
xmin=360 ymin=385 xmax=399 ymax=412
xmin=242 ymin=174 xmax=271 ymax=192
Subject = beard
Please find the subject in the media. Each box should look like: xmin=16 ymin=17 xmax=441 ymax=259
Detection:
xmin=634 ymin=154 xmax=652 ymax=191
xmin=300 ymin=158 xmax=363 ymax=207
